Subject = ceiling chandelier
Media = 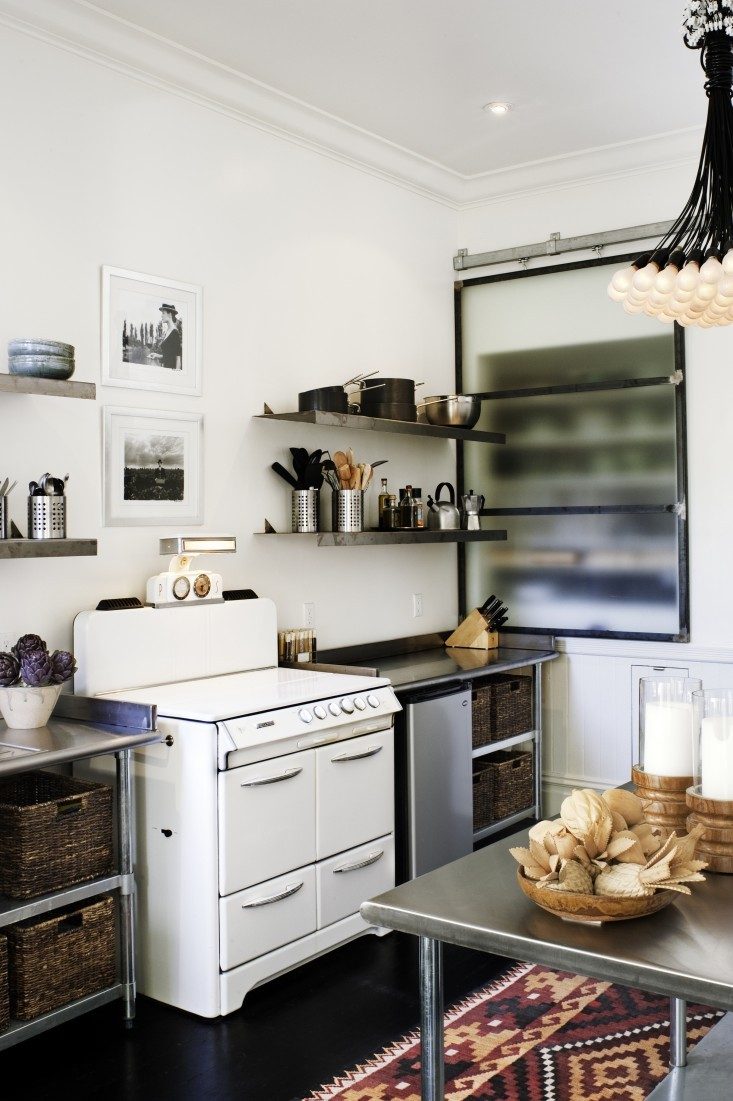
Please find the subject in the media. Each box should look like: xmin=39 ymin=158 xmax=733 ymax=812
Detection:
xmin=608 ymin=1 xmax=733 ymax=327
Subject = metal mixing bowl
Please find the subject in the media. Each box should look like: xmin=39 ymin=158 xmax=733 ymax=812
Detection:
xmin=419 ymin=395 xmax=481 ymax=428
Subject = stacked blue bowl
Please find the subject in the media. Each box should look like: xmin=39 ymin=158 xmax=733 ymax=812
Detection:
xmin=8 ymin=339 xmax=75 ymax=380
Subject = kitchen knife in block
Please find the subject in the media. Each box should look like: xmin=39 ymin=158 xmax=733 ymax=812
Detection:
xmin=444 ymin=607 xmax=498 ymax=651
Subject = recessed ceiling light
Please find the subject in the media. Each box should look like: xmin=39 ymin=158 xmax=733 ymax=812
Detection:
xmin=484 ymin=101 xmax=511 ymax=116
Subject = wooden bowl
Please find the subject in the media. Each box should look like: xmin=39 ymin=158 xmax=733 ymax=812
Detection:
xmin=516 ymin=868 xmax=676 ymax=924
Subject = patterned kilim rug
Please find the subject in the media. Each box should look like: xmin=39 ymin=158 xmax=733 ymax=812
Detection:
xmin=304 ymin=962 xmax=723 ymax=1101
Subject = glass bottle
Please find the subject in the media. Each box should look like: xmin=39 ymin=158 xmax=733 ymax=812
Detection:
xmin=412 ymin=487 xmax=425 ymax=529
xmin=399 ymin=485 xmax=415 ymax=528
xmin=378 ymin=477 xmax=390 ymax=530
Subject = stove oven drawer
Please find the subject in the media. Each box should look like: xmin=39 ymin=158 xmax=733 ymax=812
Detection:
xmin=220 ymin=866 xmax=317 ymax=970
xmin=316 ymin=729 xmax=394 ymax=860
xmin=219 ymin=750 xmax=316 ymax=895
xmin=316 ymin=834 xmax=394 ymax=929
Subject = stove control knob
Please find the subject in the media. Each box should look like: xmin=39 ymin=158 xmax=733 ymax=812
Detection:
xmin=340 ymin=697 xmax=355 ymax=714
xmin=367 ymin=694 xmax=380 ymax=709
xmin=328 ymin=701 xmax=341 ymax=717
xmin=313 ymin=705 xmax=327 ymax=720
xmin=299 ymin=708 xmax=313 ymax=724
xmin=353 ymin=697 xmax=366 ymax=711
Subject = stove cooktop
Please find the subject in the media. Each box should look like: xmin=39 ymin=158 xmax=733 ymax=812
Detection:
xmin=100 ymin=665 xmax=392 ymax=723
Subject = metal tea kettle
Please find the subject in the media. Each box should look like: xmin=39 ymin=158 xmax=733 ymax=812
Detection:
xmin=460 ymin=489 xmax=485 ymax=530
xmin=426 ymin=482 xmax=461 ymax=530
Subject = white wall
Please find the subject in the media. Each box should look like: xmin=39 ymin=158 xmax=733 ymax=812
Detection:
xmin=0 ymin=26 xmax=460 ymax=657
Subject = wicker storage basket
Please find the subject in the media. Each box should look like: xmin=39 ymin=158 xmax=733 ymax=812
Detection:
xmin=473 ymin=749 xmax=534 ymax=830
xmin=7 ymin=894 xmax=116 ymax=1021
xmin=472 ymin=674 xmax=533 ymax=749
xmin=0 ymin=771 xmax=113 ymax=899
xmin=0 ymin=933 xmax=8 ymax=1033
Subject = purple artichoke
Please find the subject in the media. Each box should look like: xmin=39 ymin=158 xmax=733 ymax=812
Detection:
xmin=49 ymin=650 xmax=77 ymax=685
xmin=12 ymin=633 xmax=47 ymax=660
xmin=19 ymin=649 xmax=53 ymax=687
xmin=0 ymin=651 xmax=20 ymax=687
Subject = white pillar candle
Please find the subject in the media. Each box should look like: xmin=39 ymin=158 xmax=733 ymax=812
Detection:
xmin=643 ymin=701 xmax=694 ymax=776
xmin=701 ymin=716 xmax=733 ymax=801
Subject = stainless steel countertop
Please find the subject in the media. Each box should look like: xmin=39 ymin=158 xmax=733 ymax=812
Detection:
xmin=361 ymin=826 xmax=733 ymax=1012
xmin=0 ymin=718 xmax=161 ymax=775
xmin=368 ymin=646 xmax=557 ymax=693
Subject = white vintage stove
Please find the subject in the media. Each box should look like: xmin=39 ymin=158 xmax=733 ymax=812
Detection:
xmin=73 ymin=598 xmax=400 ymax=1018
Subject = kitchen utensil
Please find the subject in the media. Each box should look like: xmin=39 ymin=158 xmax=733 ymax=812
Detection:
xmin=28 ymin=494 xmax=66 ymax=539
xmin=28 ymin=481 xmax=38 ymax=495
xmin=0 ymin=478 xmax=8 ymax=497
xmin=298 ymin=386 xmax=348 ymax=414
xmin=5 ymin=480 xmax=16 ymax=495
xmin=491 ymin=615 xmax=509 ymax=631
xmin=460 ymin=490 xmax=485 ymax=530
xmin=289 ymin=447 xmax=309 ymax=481
xmin=42 ymin=473 xmax=57 ymax=496
xmin=360 ymin=377 xmax=420 ymax=406
xmin=271 ymin=461 xmax=299 ymax=489
xmin=291 ymin=489 xmax=319 ymax=533
xmin=49 ymin=478 xmax=66 ymax=495
xmin=356 ymin=400 xmax=417 ymax=422
xmin=9 ymin=339 xmax=74 ymax=358
xmin=418 ymin=395 xmax=482 ymax=429
xmin=486 ymin=606 xmax=507 ymax=629
xmin=426 ymin=482 xmax=461 ymax=531
xmin=479 ymin=594 xmax=498 ymax=616
xmin=9 ymin=354 xmax=75 ymax=381
xmin=332 ymin=489 xmax=363 ymax=532
xmin=0 ymin=497 xmax=6 ymax=540
xmin=480 ymin=596 xmax=503 ymax=622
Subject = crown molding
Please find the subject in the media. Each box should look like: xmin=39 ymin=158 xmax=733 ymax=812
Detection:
xmin=0 ymin=0 xmax=705 ymax=211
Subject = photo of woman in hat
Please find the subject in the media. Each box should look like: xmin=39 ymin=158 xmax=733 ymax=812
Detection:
xmin=104 ymin=266 xmax=201 ymax=395
xmin=158 ymin=303 xmax=182 ymax=371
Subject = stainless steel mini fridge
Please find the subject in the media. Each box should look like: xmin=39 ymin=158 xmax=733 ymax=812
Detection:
xmin=395 ymin=682 xmax=473 ymax=881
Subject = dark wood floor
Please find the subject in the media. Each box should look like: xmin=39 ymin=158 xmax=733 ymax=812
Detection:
xmin=1 ymin=931 xmax=509 ymax=1100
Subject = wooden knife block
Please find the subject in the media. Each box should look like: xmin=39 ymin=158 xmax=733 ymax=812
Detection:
xmin=445 ymin=608 xmax=498 ymax=651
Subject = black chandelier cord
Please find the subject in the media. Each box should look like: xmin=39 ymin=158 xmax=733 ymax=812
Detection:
xmin=652 ymin=30 xmax=733 ymax=263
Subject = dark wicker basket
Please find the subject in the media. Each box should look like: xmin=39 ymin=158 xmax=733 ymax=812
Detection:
xmin=472 ymin=674 xmax=533 ymax=749
xmin=473 ymin=750 xmax=534 ymax=829
xmin=7 ymin=894 xmax=116 ymax=1021
xmin=0 ymin=933 xmax=8 ymax=1033
xmin=0 ymin=771 xmax=113 ymax=899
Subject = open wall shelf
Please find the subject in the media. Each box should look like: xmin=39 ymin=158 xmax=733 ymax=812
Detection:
xmin=0 ymin=539 xmax=98 ymax=559
xmin=255 ymin=408 xmax=505 ymax=444
xmin=0 ymin=375 xmax=96 ymax=400
xmin=255 ymin=530 xmax=507 ymax=547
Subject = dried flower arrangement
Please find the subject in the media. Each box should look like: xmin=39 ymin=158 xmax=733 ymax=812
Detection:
xmin=510 ymin=787 xmax=708 ymax=899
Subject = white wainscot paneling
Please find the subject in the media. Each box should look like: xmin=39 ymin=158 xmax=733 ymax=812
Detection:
xmin=543 ymin=653 xmax=642 ymax=816
xmin=541 ymin=649 xmax=733 ymax=816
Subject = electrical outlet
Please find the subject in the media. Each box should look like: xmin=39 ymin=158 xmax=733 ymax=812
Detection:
xmin=0 ymin=633 xmax=13 ymax=654
xmin=303 ymin=602 xmax=316 ymax=628
xmin=412 ymin=593 xmax=423 ymax=618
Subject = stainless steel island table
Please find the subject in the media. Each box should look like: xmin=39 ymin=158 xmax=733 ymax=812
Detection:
xmin=361 ymin=827 xmax=733 ymax=1101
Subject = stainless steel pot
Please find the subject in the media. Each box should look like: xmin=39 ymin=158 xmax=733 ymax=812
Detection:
xmin=418 ymin=395 xmax=481 ymax=429
xmin=426 ymin=482 xmax=461 ymax=530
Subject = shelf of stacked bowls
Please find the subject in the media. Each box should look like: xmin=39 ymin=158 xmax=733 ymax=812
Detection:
xmin=8 ymin=339 xmax=75 ymax=380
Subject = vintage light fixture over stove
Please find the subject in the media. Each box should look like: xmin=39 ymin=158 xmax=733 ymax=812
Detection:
xmin=608 ymin=1 xmax=733 ymax=327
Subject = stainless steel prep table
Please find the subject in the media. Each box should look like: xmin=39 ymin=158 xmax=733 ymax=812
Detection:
xmin=0 ymin=696 xmax=160 ymax=1049
xmin=361 ymin=825 xmax=733 ymax=1101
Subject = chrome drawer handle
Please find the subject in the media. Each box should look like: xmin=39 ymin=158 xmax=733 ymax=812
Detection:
xmin=333 ymin=850 xmax=384 ymax=874
xmin=331 ymin=745 xmax=382 ymax=763
xmin=240 ymin=766 xmax=303 ymax=787
xmin=241 ymin=881 xmax=304 ymax=908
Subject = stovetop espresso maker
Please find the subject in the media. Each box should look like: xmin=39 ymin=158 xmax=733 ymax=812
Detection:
xmin=460 ymin=490 xmax=485 ymax=530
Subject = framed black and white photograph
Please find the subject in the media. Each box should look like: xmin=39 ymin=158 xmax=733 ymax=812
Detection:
xmin=101 ymin=266 xmax=202 ymax=395
xmin=103 ymin=407 xmax=203 ymax=526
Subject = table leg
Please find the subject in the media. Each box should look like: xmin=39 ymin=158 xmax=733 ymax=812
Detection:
xmin=669 ymin=997 xmax=687 ymax=1068
xmin=116 ymin=749 xmax=136 ymax=1026
xmin=419 ymin=936 xmax=444 ymax=1101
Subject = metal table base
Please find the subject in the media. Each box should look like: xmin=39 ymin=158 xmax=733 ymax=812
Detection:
xmin=362 ymin=829 xmax=733 ymax=1101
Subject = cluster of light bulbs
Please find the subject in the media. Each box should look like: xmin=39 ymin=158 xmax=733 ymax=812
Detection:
xmin=607 ymin=249 xmax=733 ymax=327
xmin=684 ymin=0 xmax=733 ymax=47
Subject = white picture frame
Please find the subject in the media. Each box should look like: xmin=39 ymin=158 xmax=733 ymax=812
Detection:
xmin=103 ymin=407 xmax=203 ymax=527
xmin=101 ymin=266 xmax=202 ymax=395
